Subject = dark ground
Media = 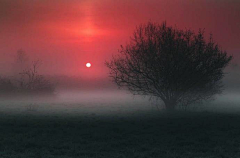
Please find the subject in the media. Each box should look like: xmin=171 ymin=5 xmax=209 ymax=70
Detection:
xmin=0 ymin=111 xmax=240 ymax=158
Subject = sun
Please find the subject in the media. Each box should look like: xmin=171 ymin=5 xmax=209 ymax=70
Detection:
xmin=86 ymin=62 xmax=91 ymax=68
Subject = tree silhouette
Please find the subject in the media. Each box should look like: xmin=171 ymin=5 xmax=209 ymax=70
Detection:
xmin=106 ymin=22 xmax=232 ymax=111
xmin=13 ymin=49 xmax=29 ymax=75
xmin=19 ymin=60 xmax=55 ymax=93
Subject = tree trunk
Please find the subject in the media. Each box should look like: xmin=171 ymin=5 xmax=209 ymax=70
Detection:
xmin=164 ymin=100 xmax=177 ymax=111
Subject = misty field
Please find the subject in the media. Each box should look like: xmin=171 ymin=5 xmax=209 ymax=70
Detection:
xmin=0 ymin=91 xmax=240 ymax=158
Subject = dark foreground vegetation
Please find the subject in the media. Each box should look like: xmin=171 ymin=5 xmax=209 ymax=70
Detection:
xmin=0 ymin=112 xmax=240 ymax=158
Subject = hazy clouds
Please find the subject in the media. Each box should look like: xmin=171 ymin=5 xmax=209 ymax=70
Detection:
xmin=0 ymin=0 xmax=239 ymax=78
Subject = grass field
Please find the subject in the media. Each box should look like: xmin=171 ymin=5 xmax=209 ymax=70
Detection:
xmin=0 ymin=111 xmax=240 ymax=158
xmin=0 ymin=91 xmax=240 ymax=158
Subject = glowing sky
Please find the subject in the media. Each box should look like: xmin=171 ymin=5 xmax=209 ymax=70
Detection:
xmin=0 ymin=0 xmax=240 ymax=78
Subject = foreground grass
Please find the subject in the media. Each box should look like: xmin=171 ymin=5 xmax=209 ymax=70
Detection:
xmin=0 ymin=111 xmax=240 ymax=158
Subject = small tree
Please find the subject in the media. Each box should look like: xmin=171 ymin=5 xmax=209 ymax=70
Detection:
xmin=19 ymin=60 xmax=55 ymax=93
xmin=0 ymin=50 xmax=55 ymax=96
xmin=14 ymin=49 xmax=29 ymax=74
xmin=106 ymin=22 xmax=232 ymax=111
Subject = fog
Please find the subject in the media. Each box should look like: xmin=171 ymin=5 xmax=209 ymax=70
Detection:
xmin=0 ymin=58 xmax=239 ymax=116
xmin=0 ymin=90 xmax=155 ymax=116
xmin=0 ymin=48 xmax=240 ymax=116
xmin=0 ymin=88 xmax=240 ymax=118
xmin=0 ymin=0 xmax=240 ymax=116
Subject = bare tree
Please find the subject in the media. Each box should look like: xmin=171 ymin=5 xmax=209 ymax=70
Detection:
xmin=14 ymin=49 xmax=29 ymax=74
xmin=19 ymin=60 xmax=42 ymax=90
xmin=106 ymin=22 xmax=232 ymax=111
xmin=19 ymin=60 xmax=55 ymax=93
xmin=0 ymin=50 xmax=55 ymax=96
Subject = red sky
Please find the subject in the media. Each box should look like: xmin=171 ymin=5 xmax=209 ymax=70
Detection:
xmin=0 ymin=0 xmax=240 ymax=79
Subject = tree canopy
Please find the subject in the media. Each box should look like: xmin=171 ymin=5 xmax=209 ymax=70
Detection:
xmin=106 ymin=22 xmax=232 ymax=111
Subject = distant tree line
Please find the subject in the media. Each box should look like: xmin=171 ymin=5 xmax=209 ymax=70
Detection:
xmin=0 ymin=50 xmax=55 ymax=96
